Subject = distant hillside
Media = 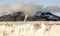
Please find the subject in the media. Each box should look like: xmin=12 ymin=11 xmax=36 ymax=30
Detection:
xmin=0 ymin=11 xmax=60 ymax=21
xmin=0 ymin=11 xmax=46 ymax=21
xmin=35 ymin=11 xmax=60 ymax=21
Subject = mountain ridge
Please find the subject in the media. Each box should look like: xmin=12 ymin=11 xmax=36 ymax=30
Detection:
xmin=0 ymin=11 xmax=60 ymax=21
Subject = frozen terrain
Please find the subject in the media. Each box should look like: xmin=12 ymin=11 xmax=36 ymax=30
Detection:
xmin=0 ymin=21 xmax=60 ymax=36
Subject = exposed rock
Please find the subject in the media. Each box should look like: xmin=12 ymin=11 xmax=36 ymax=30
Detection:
xmin=0 ymin=12 xmax=25 ymax=21
xmin=0 ymin=11 xmax=60 ymax=21
xmin=35 ymin=11 xmax=60 ymax=21
xmin=0 ymin=11 xmax=46 ymax=21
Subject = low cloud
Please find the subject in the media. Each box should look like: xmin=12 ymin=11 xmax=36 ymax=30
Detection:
xmin=0 ymin=2 xmax=43 ymax=16
xmin=0 ymin=2 xmax=60 ymax=16
xmin=42 ymin=6 xmax=60 ymax=12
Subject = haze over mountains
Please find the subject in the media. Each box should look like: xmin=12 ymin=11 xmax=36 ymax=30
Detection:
xmin=0 ymin=2 xmax=60 ymax=16
xmin=0 ymin=2 xmax=60 ymax=21
xmin=0 ymin=2 xmax=42 ymax=16
xmin=42 ymin=6 xmax=60 ymax=12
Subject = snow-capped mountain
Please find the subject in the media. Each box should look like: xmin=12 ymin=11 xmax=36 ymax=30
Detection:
xmin=35 ymin=11 xmax=60 ymax=21
xmin=0 ymin=11 xmax=60 ymax=21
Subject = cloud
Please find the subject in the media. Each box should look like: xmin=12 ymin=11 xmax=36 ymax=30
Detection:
xmin=0 ymin=2 xmax=60 ymax=17
xmin=0 ymin=2 xmax=43 ymax=16
xmin=42 ymin=6 xmax=60 ymax=12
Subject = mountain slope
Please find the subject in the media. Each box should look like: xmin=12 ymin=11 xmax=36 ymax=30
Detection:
xmin=0 ymin=11 xmax=60 ymax=21
xmin=35 ymin=11 xmax=60 ymax=21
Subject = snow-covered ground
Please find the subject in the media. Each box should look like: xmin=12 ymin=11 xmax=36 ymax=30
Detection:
xmin=0 ymin=21 xmax=60 ymax=36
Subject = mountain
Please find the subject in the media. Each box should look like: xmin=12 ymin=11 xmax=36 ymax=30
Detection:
xmin=0 ymin=11 xmax=60 ymax=21
xmin=0 ymin=11 xmax=25 ymax=21
xmin=0 ymin=11 xmax=46 ymax=21
xmin=35 ymin=11 xmax=60 ymax=21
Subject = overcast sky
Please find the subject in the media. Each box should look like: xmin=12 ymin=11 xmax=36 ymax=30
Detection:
xmin=0 ymin=0 xmax=60 ymax=16
xmin=0 ymin=0 xmax=60 ymax=6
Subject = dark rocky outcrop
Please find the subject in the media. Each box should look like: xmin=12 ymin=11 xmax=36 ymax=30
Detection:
xmin=0 ymin=11 xmax=46 ymax=21
xmin=0 ymin=12 xmax=25 ymax=21
xmin=35 ymin=11 xmax=60 ymax=21
xmin=0 ymin=11 xmax=60 ymax=21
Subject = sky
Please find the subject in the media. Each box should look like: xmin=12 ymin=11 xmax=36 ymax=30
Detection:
xmin=0 ymin=0 xmax=60 ymax=16
xmin=0 ymin=0 xmax=60 ymax=7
